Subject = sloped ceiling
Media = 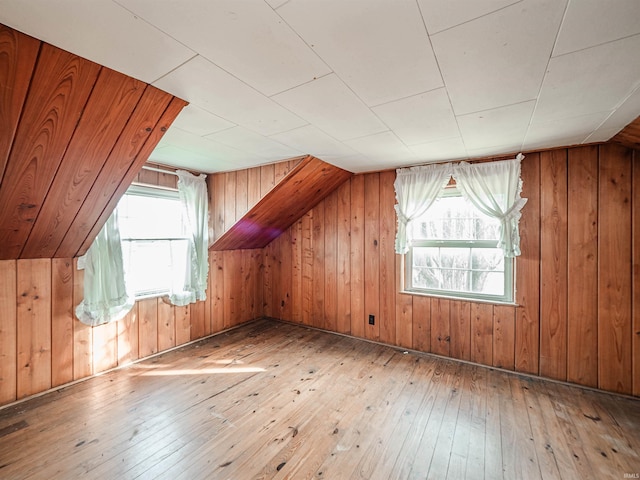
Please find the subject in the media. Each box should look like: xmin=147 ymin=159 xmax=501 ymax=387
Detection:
xmin=0 ymin=25 xmax=186 ymax=260
xmin=0 ymin=0 xmax=639 ymax=174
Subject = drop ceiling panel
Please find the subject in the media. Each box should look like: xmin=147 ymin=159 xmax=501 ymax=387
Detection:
xmin=417 ymin=0 xmax=521 ymax=35
xmin=269 ymin=125 xmax=358 ymax=159
xmin=171 ymin=106 xmax=235 ymax=137
xmin=153 ymin=127 xmax=261 ymax=171
xmin=344 ymin=131 xmax=417 ymax=169
xmin=118 ymin=0 xmax=330 ymax=96
xmin=553 ymin=0 xmax=640 ymax=56
xmin=272 ymin=74 xmax=387 ymax=141
xmin=206 ymin=127 xmax=302 ymax=162
xmin=523 ymin=111 xmax=609 ymax=150
xmin=372 ymin=88 xmax=459 ymax=146
xmin=150 ymin=145 xmax=239 ymax=173
xmin=534 ymin=34 xmax=640 ymax=122
xmin=153 ymin=56 xmax=307 ymax=136
xmin=277 ymin=0 xmax=442 ymax=106
xmin=586 ymin=86 xmax=640 ymax=143
xmin=0 ymin=0 xmax=195 ymax=84
xmin=457 ymin=101 xmax=535 ymax=150
xmin=431 ymin=0 xmax=567 ymax=115
xmin=409 ymin=137 xmax=468 ymax=163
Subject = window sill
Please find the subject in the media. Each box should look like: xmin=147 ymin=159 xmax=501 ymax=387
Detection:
xmin=400 ymin=289 xmax=519 ymax=307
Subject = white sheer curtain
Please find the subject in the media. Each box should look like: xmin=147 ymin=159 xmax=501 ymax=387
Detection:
xmin=169 ymin=170 xmax=209 ymax=306
xmin=394 ymin=162 xmax=453 ymax=254
xmin=76 ymin=210 xmax=134 ymax=326
xmin=453 ymin=154 xmax=526 ymax=257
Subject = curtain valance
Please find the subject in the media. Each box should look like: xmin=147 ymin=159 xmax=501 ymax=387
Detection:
xmin=394 ymin=154 xmax=526 ymax=257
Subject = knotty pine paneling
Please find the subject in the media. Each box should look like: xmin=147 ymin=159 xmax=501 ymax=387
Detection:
xmin=539 ymin=149 xmax=568 ymax=381
xmin=567 ymin=146 xmax=598 ymax=387
xmin=0 ymin=25 xmax=40 ymax=186
xmin=0 ymin=43 xmax=101 ymax=259
xmin=76 ymin=97 xmax=187 ymax=256
xmin=0 ymin=23 xmax=186 ymax=261
xmin=633 ymin=155 xmax=640 ymax=397
xmin=0 ymin=249 xmax=261 ymax=407
xmin=263 ymin=145 xmax=639 ymax=396
xmin=598 ymin=144 xmax=633 ymax=394
xmin=22 ymin=68 xmax=146 ymax=258
xmin=56 ymin=87 xmax=174 ymax=258
xmin=0 ymin=260 xmax=17 ymax=404
xmin=515 ymin=152 xmax=541 ymax=375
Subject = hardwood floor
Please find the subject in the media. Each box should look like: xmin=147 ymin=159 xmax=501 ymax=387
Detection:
xmin=0 ymin=319 xmax=639 ymax=479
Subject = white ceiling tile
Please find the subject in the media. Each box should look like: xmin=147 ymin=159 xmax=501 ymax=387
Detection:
xmin=171 ymin=106 xmax=235 ymax=137
xmin=431 ymin=0 xmax=567 ymax=115
xmin=553 ymin=0 xmax=640 ymax=56
xmin=465 ymin=144 xmax=523 ymax=159
xmin=272 ymin=74 xmax=388 ymax=141
xmin=117 ymin=0 xmax=330 ymax=96
xmin=266 ymin=0 xmax=289 ymax=10
xmin=535 ymin=34 xmax=640 ymax=122
xmin=523 ymin=111 xmax=608 ymax=150
xmin=277 ymin=0 xmax=442 ymax=106
xmin=457 ymin=101 xmax=535 ymax=150
xmin=269 ymin=125 xmax=358 ymax=159
xmin=155 ymin=127 xmax=260 ymax=172
xmin=583 ymin=127 xmax=625 ymax=144
xmin=320 ymin=154 xmax=371 ymax=173
xmin=153 ymin=56 xmax=307 ymax=136
xmin=409 ymin=137 xmax=469 ymax=163
xmin=205 ymin=127 xmax=302 ymax=162
xmin=418 ymin=0 xmax=521 ymax=35
xmin=0 ymin=0 xmax=195 ymax=84
xmin=373 ymin=88 xmax=459 ymax=146
xmin=149 ymin=145 xmax=238 ymax=173
xmin=344 ymin=131 xmax=418 ymax=167
xmin=584 ymin=85 xmax=640 ymax=142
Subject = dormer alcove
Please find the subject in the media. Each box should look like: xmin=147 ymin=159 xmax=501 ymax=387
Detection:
xmin=209 ymin=155 xmax=353 ymax=251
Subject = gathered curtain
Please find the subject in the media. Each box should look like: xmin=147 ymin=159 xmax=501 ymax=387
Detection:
xmin=169 ymin=170 xmax=209 ymax=306
xmin=453 ymin=154 xmax=527 ymax=257
xmin=394 ymin=154 xmax=526 ymax=257
xmin=394 ymin=162 xmax=453 ymax=254
xmin=75 ymin=210 xmax=134 ymax=326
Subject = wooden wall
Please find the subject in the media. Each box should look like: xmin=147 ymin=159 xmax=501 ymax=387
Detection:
xmin=0 ymin=165 xmax=262 ymax=407
xmin=264 ymin=144 xmax=640 ymax=397
xmin=0 ymin=252 xmax=261 ymax=406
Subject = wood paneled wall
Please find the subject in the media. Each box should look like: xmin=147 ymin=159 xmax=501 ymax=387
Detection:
xmin=0 ymin=166 xmax=263 ymax=407
xmin=0 ymin=251 xmax=262 ymax=406
xmin=264 ymin=144 xmax=640 ymax=397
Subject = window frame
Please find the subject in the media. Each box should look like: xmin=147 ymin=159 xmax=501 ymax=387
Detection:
xmin=402 ymin=187 xmax=515 ymax=304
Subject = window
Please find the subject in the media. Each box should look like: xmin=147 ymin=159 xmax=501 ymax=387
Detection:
xmin=404 ymin=186 xmax=514 ymax=303
xmin=118 ymin=185 xmax=189 ymax=299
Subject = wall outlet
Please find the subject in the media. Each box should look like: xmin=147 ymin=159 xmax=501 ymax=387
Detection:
xmin=368 ymin=314 xmax=375 ymax=325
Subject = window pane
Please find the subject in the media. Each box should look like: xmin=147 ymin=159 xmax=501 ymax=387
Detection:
xmin=122 ymin=239 xmax=189 ymax=296
xmin=118 ymin=194 xmax=186 ymax=239
xmin=411 ymin=245 xmax=505 ymax=297
xmin=412 ymin=193 xmax=500 ymax=241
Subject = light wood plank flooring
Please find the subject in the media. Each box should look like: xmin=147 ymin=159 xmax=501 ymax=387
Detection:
xmin=0 ymin=319 xmax=639 ymax=479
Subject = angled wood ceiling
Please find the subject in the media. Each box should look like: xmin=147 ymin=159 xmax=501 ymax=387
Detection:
xmin=210 ymin=155 xmax=352 ymax=251
xmin=0 ymin=24 xmax=186 ymax=260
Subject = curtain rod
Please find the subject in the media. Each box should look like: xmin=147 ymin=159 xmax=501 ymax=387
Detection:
xmin=141 ymin=165 xmax=179 ymax=176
